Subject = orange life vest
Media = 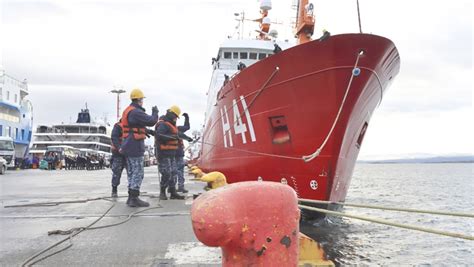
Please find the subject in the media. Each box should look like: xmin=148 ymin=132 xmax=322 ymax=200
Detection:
xmin=111 ymin=122 xmax=124 ymax=152
xmin=121 ymin=105 xmax=147 ymax=141
xmin=157 ymin=120 xmax=178 ymax=150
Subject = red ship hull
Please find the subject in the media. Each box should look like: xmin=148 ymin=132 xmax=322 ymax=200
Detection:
xmin=198 ymin=34 xmax=400 ymax=204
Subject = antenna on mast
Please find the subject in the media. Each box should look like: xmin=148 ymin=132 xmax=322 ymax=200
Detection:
xmin=294 ymin=0 xmax=315 ymax=44
xmin=234 ymin=11 xmax=245 ymax=39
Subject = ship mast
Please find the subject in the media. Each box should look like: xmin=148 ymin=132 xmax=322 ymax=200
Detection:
xmin=295 ymin=0 xmax=315 ymax=44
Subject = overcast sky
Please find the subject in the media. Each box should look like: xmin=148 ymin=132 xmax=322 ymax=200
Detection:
xmin=1 ymin=0 xmax=472 ymax=159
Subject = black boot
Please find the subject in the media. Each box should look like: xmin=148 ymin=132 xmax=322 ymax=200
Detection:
xmin=177 ymin=187 xmax=188 ymax=193
xmin=169 ymin=187 xmax=185 ymax=200
xmin=126 ymin=189 xmax=132 ymax=205
xmin=111 ymin=186 xmax=118 ymax=198
xmin=127 ymin=189 xmax=150 ymax=207
xmin=159 ymin=187 xmax=168 ymax=200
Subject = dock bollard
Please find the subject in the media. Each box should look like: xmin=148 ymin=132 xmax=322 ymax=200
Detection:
xmin=191 ymin=181 xmax=300 ymax=266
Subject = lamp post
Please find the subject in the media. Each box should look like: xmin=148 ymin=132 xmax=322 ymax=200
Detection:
xmin=110 ymin=87 xmax=126 ymax=120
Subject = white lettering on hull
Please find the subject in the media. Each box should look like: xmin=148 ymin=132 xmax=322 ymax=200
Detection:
xmin=221 ymin=96 xmax=257 ymax=147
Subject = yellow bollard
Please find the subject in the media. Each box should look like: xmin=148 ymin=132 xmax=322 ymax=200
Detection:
xmin=298 ymin=233 xmax=334 ymax=266
xmin=190 ymin=168 xmax=204 ymax=178
xmin=199 ymin=171 xmax=227 ymax=189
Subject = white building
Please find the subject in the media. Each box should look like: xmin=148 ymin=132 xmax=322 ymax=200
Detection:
xmin=0 ymin=66 xmax=34 ymax=160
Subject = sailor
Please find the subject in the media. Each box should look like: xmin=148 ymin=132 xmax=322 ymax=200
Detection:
xmin=273 ymin=43 xmax=282 ymax=54
xmin=237 ymin=61 xmax=247 ymax=70
xmin=175 ymin=112 xmax=193 ymax=193
xmin=155 ymin=105 xmax=185 ymax=200
xmin=120 ymin=88 xmax=159 ymax=207
xmin=110 ymin=119 xmax=126 ymax=198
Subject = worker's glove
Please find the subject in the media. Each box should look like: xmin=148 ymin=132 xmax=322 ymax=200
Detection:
xmin=152 ymin=106 xmax=159 ymax=115
xmin=185 ymin=137 xmax=193 ymax=142
xmin=182 ymin=113 xmax=189 ymax=119
xmin=146 ymin=129 xmax=156 ymax=137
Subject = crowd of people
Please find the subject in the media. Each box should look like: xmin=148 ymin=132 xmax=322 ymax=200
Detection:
xmin=64 ymin=154 xmax=107 ymax=170
xmin=110 ymin=88 xmax=193 ymax=207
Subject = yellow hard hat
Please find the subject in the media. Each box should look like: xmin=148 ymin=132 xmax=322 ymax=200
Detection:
xmin=130 ymin=88 xmax=145 ymax=100
xmin=168 ymin=105 xmax=181 ymax=117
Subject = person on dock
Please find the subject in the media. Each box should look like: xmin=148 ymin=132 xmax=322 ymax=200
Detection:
xmin=155 ymin=105 xmax=185 ymax=200
xmin=120 ymin=88 xmax=159 ymax=207
xmin=110 ymin=119 xmax=126 ymax=198
xmin=175 ymin=112 xmax=193 ymax=193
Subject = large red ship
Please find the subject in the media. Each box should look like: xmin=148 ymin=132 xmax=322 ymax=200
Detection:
xmin=196 ymin=0 xmax=400 ymax=211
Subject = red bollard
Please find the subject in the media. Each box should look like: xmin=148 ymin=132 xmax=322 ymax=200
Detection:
xmin=191 ymin=181 xmax=300 ymax=266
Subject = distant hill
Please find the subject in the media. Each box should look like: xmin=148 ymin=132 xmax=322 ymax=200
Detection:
xmin=358 ymin=155 xmax=474 ymax=164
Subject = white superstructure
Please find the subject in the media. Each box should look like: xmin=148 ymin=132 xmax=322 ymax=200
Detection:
xmin=0 ymin=66 xmax=34 ymax=161
xmin=29 ymin=108 xmax=112 ymax=156
xmin=205 ymin=39 xmax=293 ymax=123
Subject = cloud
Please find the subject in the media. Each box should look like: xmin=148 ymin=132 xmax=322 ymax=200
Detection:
xmin=2 ymin=1 xmax=66 ymax=23
xmin=360 ymin=107 xmax=474 ymax=157
xmin=2 ymin=0 xmax=473 ymax=158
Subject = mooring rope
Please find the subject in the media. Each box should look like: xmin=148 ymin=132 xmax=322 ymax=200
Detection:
xmin=302 ymin=51 xmax=363 ymax=162
xmin=21 ymin=201 xmax=164 ymax=266
xmin=21 ymin=203 xmax=116 ymax=266
xmin=163 ymin=133 xmax=302 ymax=160
xmin=194 ymin=52 xmax=386 ymax=165
xmin=4 ymin=194 xmax=156 ymax=208
xmin=299 ymin=198 xmax=474 ymax=218
xmin=298 ymin=204 xmax=474 ymax=241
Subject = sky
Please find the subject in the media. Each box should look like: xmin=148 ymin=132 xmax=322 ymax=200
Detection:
xmin=1 ymin=0 xmax=472 ymax=159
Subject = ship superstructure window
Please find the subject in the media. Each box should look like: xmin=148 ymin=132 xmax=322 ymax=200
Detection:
xmin=223 ymin=52 xmax=231 ymax=59
xmin=0 ymin=113 xmax=20 ymax=123
xmin=240 ymin=52 xmax=248 ymax=59
xmin=233 ymin=52 xmax=239 ymax=59
xmin=258 ymin=53 xmax=266 ymax=59
xmin=7 ymin=91 xmax=10 ymax=100
xmin=249 ymin=52 xmax=257 ymax=59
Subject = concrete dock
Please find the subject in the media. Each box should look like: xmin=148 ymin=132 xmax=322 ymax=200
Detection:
xmin=0 ymin=167 xmax=221 ymax=266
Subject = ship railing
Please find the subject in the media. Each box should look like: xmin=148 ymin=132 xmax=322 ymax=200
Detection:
xmin=216 ymin=61 xmax=239 ymax=70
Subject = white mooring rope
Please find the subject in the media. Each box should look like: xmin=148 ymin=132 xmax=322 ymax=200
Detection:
xmin=299 ymin=198 xmax=474 ymax=218
xmin=302 ymin=51 xmax=363 ymax=162
xmin=299 ymin=204 xmax=474 ymax=241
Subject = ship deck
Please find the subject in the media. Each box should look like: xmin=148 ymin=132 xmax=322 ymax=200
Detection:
xmin=0 ymin=167 xmax=221 ymax=266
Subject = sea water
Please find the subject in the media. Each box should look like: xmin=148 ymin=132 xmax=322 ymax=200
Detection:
xmin=301 ymin=163 xmax=474 ymax=266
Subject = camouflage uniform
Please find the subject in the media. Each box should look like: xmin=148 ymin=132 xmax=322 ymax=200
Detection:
xmin=111 ymin=155 xmax=127 ymax=187
xmin=158 ymin=157 xmax=177 ymax=189
xmin=127 ymin=156 xmax=145 ymax=190
xmin=175 ymin=156 xmax=185 ymax=190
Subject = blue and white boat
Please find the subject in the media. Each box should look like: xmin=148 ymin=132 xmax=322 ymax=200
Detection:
xmin=0 ymin=67 xmax=34 ymax=165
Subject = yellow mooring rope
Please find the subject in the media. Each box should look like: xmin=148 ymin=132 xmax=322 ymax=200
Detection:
xmin=298 ymin=204 xmax=474 ymax=241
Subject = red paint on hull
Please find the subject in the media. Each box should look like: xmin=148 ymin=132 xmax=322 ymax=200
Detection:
xmin=198 ymin=34 xmax=400 ymax=203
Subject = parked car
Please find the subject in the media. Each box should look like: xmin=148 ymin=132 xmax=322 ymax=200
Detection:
xmin=0 ymin=137 xmax=15 ymax=169
xmin=0 ymin=156 xmax=7 ymax=174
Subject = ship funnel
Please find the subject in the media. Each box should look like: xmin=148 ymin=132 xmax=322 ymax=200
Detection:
xmin=76 ymin=108 xmax=91 ymax=123
xmin=260 ymin=0 xmax=272 ymax=11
